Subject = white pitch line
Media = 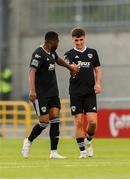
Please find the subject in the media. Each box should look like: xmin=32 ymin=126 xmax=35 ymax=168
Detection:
xmin=0 ymin=165 xmax=43 ymax=169
xmin=0 ymin=161 xmax=129 ymax=169
xmin=0 ymin=179 xmax=123 ymax=180
xmin=0 ymin=162 xmax=44 ymax=165
xmin=64 ymin=162 xmax=130 ymax=167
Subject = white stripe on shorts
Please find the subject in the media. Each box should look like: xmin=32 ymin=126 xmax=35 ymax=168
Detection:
xmin=34 ymin=99 xmax=40 ymax=116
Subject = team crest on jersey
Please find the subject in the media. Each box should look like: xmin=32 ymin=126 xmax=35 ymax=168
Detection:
xmin=31 ymin=59 xmax=39 ymax=67
xmin=41 ymin=106 xmax=47 ymax=113
xmin=88 ymin=53 xmax=93 ymax=59
xmin=71 ymin=106 xmax=76 ymax=112
xmin=35 ymin=54 xmax=41 ymax=58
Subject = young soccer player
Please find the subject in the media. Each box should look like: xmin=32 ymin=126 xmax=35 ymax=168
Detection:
xmin=22 ymin=31 xmax=78 ymax=159
xmin=64 ymin=28 xmax=102 ymax=158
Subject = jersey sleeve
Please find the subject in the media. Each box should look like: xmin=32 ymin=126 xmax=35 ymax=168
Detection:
xmin=93 ymin=50 xmax=101 ymax=67
xmin=54 ymin=52 xmax=58 ymax=61
xmin=30 ymin=50 xmax=43 ymax=69
xmin=64 ymin=52 xmax=73 ymax=64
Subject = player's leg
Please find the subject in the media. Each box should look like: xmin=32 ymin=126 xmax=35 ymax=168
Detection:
xmin=86 ymin=113 xmax=97 ymax=142
xmin=28 ymin=114 xmax=49 ymax=142
xmin=84 ymin=94 xmax=97 ymax=157
xmin=85 ymin=112 xmax=97 ymax=157
xmin=74 ymin=113 xmax=87 ymax=158
xmin=70 ymin=95 xmax=86 ymax=158
xmin=49 ymin=97 xmax=66 ymax=159
xmin=22 ymin=98 xmax=49 ymax=158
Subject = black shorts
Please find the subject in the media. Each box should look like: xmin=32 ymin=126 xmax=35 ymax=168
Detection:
xmin=70 ymin=94 xmax=97 ymax=115
xmin=33 ymin=96 xmax=61 ymax=116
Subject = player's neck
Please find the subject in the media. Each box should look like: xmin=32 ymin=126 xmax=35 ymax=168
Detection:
xmin=41 ymin=44 xmax=51 ymax=54
xmin=74 ymin=46 xmax=87 ymax=52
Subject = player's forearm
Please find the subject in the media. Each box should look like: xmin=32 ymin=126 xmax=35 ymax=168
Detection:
xmin=95 ymin=66 xmax=102 ymax=85
xmin=28 ymin=68 xmax=36 ymax=91
xmin=56 ymin=57 xmax=79 ymax=77
xmin=56 ymin=57 xmax=71 ymax=70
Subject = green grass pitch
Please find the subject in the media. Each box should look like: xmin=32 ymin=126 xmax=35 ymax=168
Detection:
xmin=0 ymin=138 xmax=130 ymax=178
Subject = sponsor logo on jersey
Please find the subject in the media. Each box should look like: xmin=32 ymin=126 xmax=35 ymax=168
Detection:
xmin=41 ymin=106 xmax=47 ymax=113
xmin=77 ymin=61 xmax=90 ymax=68
xmin=48 ymin=63 xmax=55 ymax=71
xmin=88 ymin=53 xmax=93 ymax=59
xmin=31 ymin=59 xmax=39 ymax=67
xmin=35 ymin=54 xmax=41 ymax=58
xmin=71 ymin=106 xmax=76 ymax=112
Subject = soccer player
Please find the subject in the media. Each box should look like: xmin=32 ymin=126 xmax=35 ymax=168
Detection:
xmin=22 ymin=31 xmax=78 ymax=159
xmin=64 ymin=28 xmax=102 ymax=158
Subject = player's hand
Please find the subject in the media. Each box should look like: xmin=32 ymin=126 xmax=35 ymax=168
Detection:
xmin=69 ymin=63 xmax=79 ymax=77
xmin=29 ymin=89 xmax=37 ymax=103
xmin=94 ymin=83 xmax=101 ymax=94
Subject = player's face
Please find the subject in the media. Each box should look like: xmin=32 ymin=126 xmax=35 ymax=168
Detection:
xmin=72 ymin=36 xmax=86 ymax=50
xmin=51 ymin=38 xmax=59 ymax=51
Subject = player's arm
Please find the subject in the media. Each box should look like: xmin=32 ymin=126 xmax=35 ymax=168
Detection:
xmin=28 ymin=67 xmax=37 ymax=102
xmin=94 ymin=66 xmax=102 ymax=94
xmin=29 ymin=50 xmax=42 ymax=102
xmin=56 ymin=57 xmax=79 ymax=76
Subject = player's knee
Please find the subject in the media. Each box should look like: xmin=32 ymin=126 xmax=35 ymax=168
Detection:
xmin=89 ymin=120 xmax=97 ymax=127
xmin=75 ymin=119 xmax=83 ymax=129
xmin=39 ymin=119 xmax=49 ymax=124
xmin=88 ymin=120 xmax=97 ymax=132
xmin=39 ymin=115 xmax=49 ymax=123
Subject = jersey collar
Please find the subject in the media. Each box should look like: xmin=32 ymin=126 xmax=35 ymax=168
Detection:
xmin=74 ymin=46 xmax=87 ymax=53
xmin=40 ymin=45 xmax=51 ymax=55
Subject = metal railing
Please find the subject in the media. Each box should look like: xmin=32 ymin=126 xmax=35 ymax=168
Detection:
xmin=0 ymin=98 xmax=130 ymax=138
xmin=20 ymin=0 xmax=130 ymax=34
xmin=0 ymin=101 xmax=31 ymax=138
xmin=0 ymin=100 xmax=74 ymax=138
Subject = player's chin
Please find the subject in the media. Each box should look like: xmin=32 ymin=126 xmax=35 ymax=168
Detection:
xmin=96 ymin=91 xmax=101 ymax=94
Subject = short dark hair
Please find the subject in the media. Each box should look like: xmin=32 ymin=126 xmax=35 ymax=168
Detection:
xmin=45 ymin=31 xmax=59 ymax=41
xmin=71 ymin=28 xmax=85 ymax=38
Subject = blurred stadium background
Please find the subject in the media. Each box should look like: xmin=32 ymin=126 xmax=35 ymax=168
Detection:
xmin=0 ymin=0 xmax=130 ymax=138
